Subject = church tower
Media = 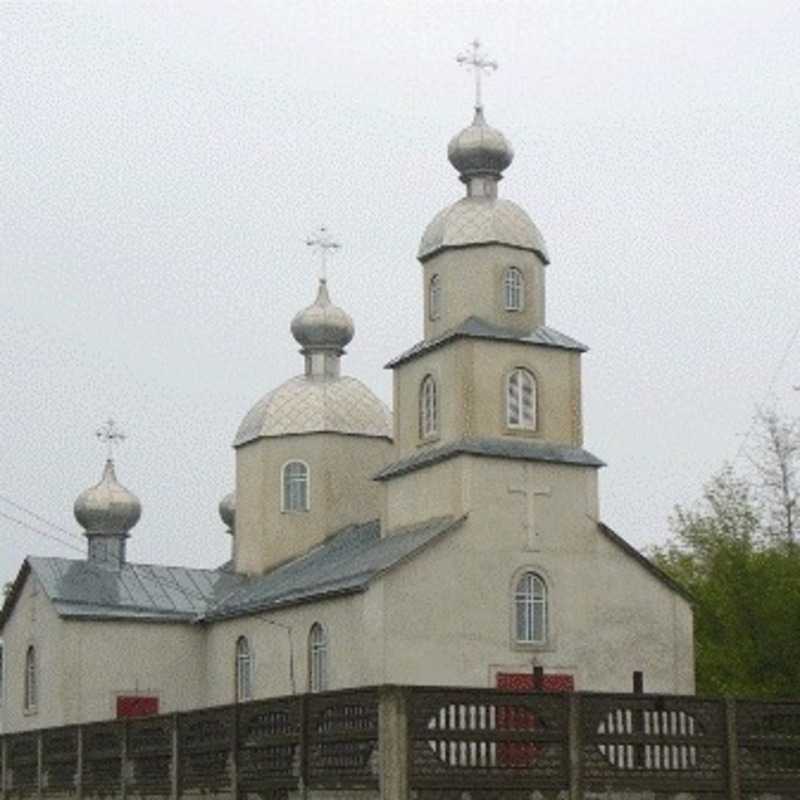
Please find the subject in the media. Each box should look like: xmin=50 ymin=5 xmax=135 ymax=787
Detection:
xmin=378 ymin=41 xmax=603 ymax=535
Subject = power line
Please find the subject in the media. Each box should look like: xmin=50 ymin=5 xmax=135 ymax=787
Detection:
xmin=734 ymin=315 xmax=800 ymax=464
xmin=0 ymin=492 xmax=82 ymax=540
xmin=0 ymin=510 xmax=85 ymax=555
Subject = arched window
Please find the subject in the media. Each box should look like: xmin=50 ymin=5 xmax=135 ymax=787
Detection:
xmin=282 ymin=461 xmax=309 ymax=512
xmin=309 ymin=623 xmax=328 ymax=693
xmin=24 ymin=645 xmax=36 ymax=711
xmin=429 ymin=274 xmax=441 ymax=320
xmin=504 ymin=267 xmax=524 ymax=311
xmin=419 ymin=375 xmax=438 ymax=439
xmin=235 ymin=636 xmax=253 ymax=702
xmin=515 ymin=573 xmax=547 ymax=644
xmin=506 ymin=368 xmax=537 ymax=430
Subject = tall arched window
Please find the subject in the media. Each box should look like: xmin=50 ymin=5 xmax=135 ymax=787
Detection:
xmin=419 ymin=375 xmax=438 ymax=439
xmin=429 ymin=274 xmax=441 ymax=320
xmin=309 ymin=623 xmax=328 ymax=693
xmin=24 ymin=645 xmax=36 ymax=712
xmin=282 ymin=461 xmax=309 ymax=512
xmin=235 ymin=636 xmax=253 ymax=702
xmin=506 ymin=368 xmax=537 ymax=430
xmin=515 ymin=573 xmax=547 ymax=644
xmin=504 ymin=267 xmax=524 ymax=311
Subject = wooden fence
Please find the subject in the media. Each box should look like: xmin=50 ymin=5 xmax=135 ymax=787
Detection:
xmin=1 ymin=686 xmax=799 ymax=799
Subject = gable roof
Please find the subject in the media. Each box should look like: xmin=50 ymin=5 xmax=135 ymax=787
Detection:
xmin=386 ymin=316 xmax=588 ymax=369
xmin=375 ymin=437 xmax=605 ymax=481
xmin=202 ymin=515 xmax=465 ymax=620
xmin=597 ymin=521 xmax=693 ymax=604
xmin=0 ymin=516 xmax=465 ymax=628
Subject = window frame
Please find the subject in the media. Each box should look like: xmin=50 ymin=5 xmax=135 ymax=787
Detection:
xmin=506 ymin=367 xmax=537 ymax=431
xmin=419 ymin=375 xmax=439 ymax=440
xmin=308 ymin=623 xmax=328 ymax=693
xmin=504 ymin=267 xmax=524 ymax=312
xmin=24 ymin=645 xmax=36 ymax=713
xmin=429 ymin=274 xmax=442 ymax=320
xmin=235 ymin=636 xmax=253 ymax=703
xmin=281 ymin=460 xmax=310 ymax=513
xmin=513 ymin=571 xmax=548 ymax=646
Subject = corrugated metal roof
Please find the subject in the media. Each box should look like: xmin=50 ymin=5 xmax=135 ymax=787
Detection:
xmin=375 ymin=437 xmax=605 ymax=481
xmin=27 ymin=558 xmax=246 ymax=621
xmin=385 ymin=316 xmax=588 ymax=369
xmin=204 ymin=515 xmax=464 ymax=620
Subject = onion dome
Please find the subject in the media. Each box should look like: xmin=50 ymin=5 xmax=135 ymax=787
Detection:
xmin=448 ymin=108 xmax=514 ymax=181
xmin=74 ymin=459 xmax=141 ymax=536
xmin=219 ymin=492 xmax=235 ymax=534
xmin=291 ymin=280 xmax=354 ymax=353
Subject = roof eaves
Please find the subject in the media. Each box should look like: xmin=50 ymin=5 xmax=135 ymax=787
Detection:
xmin=596 ymin=521 xmax=695 ymax=604
xmin=418 ymin=240 xmax=549 ymax=266
xmin=0 ymin=559 xmax=32 ymax=631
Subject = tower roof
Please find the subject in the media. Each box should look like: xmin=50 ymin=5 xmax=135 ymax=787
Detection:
xmin=290 ymin=279 xmax=354 ymax=353
xmin=74 ymin=459 xmax=141 ymax=537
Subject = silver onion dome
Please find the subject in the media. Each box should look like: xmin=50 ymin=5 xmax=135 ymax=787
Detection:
xmin=219 ymin=492 xmax=235 ymax=534
xmin=448 ymin=108 xmax=514 ymax=180
xmin=291 ymin=280 xmax=354 ymax=353
xmin=74 ymin=459 xmax=141 ymax=535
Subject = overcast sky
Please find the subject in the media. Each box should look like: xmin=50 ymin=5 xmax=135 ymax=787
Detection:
xmin=1 ymin=1 xmax=798 ymax=584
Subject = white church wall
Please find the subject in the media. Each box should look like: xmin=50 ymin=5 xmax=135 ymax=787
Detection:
xmin=203 ymin=588 xmax=384 ymax=705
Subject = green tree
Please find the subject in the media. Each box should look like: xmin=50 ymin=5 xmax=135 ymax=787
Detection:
xmin=652 ymin=410 xmax=800 ymax=698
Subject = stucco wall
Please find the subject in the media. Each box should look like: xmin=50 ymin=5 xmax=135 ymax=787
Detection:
xmin=235 ymin=432 xmax=392 ymax=575
xmin=421 ymin=244 xmax=547 ymax=338
xmin=391 ymin=338 xmax=582 ymax=456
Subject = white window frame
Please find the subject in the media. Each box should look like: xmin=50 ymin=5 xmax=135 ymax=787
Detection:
xmin=419 ymin=375 xmax=438 ymax=440
xmin=506 ymin=368 xmax=537 ymax=430
xmin=235 ymin=636 xmax=253 ymax=702
xmin=309 ymin=623 xmax=328 ymax=693
xmin=429 ymin=274 xmax=442 ymax=320
xmin=24 ymin=645 xmax=36 ymax=713
xmin=514 ymin=572 xmax=548 ymax=644
xmin=504 ymin=267 xmax=524 ymax=311
xmin=281 ymin=460 xmax=310 ymax=512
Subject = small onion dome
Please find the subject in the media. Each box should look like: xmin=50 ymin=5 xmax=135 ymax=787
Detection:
xmin=448 ymin=108 xmax=514 ymax=180
xmin=74 ymin=459 xmax=141 ymax=536
xmin=219 ymin=492 xmax=235 ymax=534
xmin=291 ymin=280 xmax=354 ymax=353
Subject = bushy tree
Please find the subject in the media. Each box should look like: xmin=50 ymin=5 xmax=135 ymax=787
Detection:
xmin=651 ymin=409 xmax=800 ymax=698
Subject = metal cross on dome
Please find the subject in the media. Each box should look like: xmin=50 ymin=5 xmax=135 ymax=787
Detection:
xmin=305 ymin=225 xmax=341 ymax=283
xmin=456 ymin=38 xmax=498 ymax=112
xmin=96 ymin=418 xmax=126 ymax=461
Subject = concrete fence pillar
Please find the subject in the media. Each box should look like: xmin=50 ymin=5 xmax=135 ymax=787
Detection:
xmin=75 ymin=726 xmax=83 ymax=800
xmin=230 ymin=705 xmax=239 ymax=800
xmin=725 ymin=698 xmax=741 ymax=800
xmin=35 ymin=730 xmax=43 ymax=800
xmin=379 ymin=686 xmax=408 ymax=800
xmin=1 ymin=734 xmax=7 ymax=800
xmin=120 ymin=720 xmax=128 ymax=800
xmin=568 ymin=693 xmax=583 ymax=800
xmin=170 ymin=713 xmax=180 ymax=800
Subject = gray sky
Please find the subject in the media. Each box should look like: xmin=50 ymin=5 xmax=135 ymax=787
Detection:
xmin=1 ymin=1 xmax=798 ymax=584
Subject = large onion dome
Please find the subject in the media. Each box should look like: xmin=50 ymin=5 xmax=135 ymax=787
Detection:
xmin=74 ymin=459 xmax=141 ymax=536
xmin=219 ymin=492 xmax=235 ymax=534
xmin=291 ymin=280 xmax=354 ymax=353
xmin=448 ymin=107 xmax=514 ymax=180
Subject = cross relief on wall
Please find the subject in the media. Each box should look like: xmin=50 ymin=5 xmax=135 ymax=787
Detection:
xmin=507 ymin=465 xmax=551 ymax=551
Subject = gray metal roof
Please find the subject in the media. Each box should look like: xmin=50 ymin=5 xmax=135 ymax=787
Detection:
xmin=375 ymin=438 xmax=605 ymax=481
xmin=26 ymin=558 xmax=246 ymax=622
xmin=204 ymin=515 xmax=464 ymax=620
xmin=385 ymin=316 xmax=588 ymax=369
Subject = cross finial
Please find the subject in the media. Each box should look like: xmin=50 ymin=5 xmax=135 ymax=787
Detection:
xmin=95 ymin=418 xmax=126 ymax=461
xmin=456 ymin=38 xmax=498 ymax=112
xmin=305 ymin=225 xmax=341 ymax=283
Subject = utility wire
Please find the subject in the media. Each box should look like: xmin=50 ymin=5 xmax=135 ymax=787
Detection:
xmin=734 ymin=315 xmax=800 ymax=464
xmin=0 ymin=509 xmax=85 ymax=555
xmin=0 ymin=492 xmax=82 ymax=540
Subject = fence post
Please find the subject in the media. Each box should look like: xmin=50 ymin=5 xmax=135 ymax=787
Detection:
xmin=568 ymin=694 xmax=583 ymax=800
xmin=725 ymin=698 xmax=741 ymax=800
xmin=120 ymin=719 xmax=128 ymax=800
xmin=379 ymin=686 xmax=408 ymax=800
xmin=170 ymin=713 xmax=180 ymax=800
xmin=298 ymin=694 xmax=309 ymax=798
xmin=230 ymin=705 xmax=239 ymax=800
xmin=36 ymin=730 xmax=43 ymax=800
xmin=1 ymin=734 xmax=6 ymax=800
xmin=75 ymin=725 xmax=83 ymax=800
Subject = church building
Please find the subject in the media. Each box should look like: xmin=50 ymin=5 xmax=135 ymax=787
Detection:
xmin=0 ymin=44 xmax=694 ymax=733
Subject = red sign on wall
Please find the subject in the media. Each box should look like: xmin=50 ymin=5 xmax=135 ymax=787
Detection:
xmin=116 ymin=695 xmax=159 ymax=718
xmin=496 ymin=671 xmax=575 ymax=692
